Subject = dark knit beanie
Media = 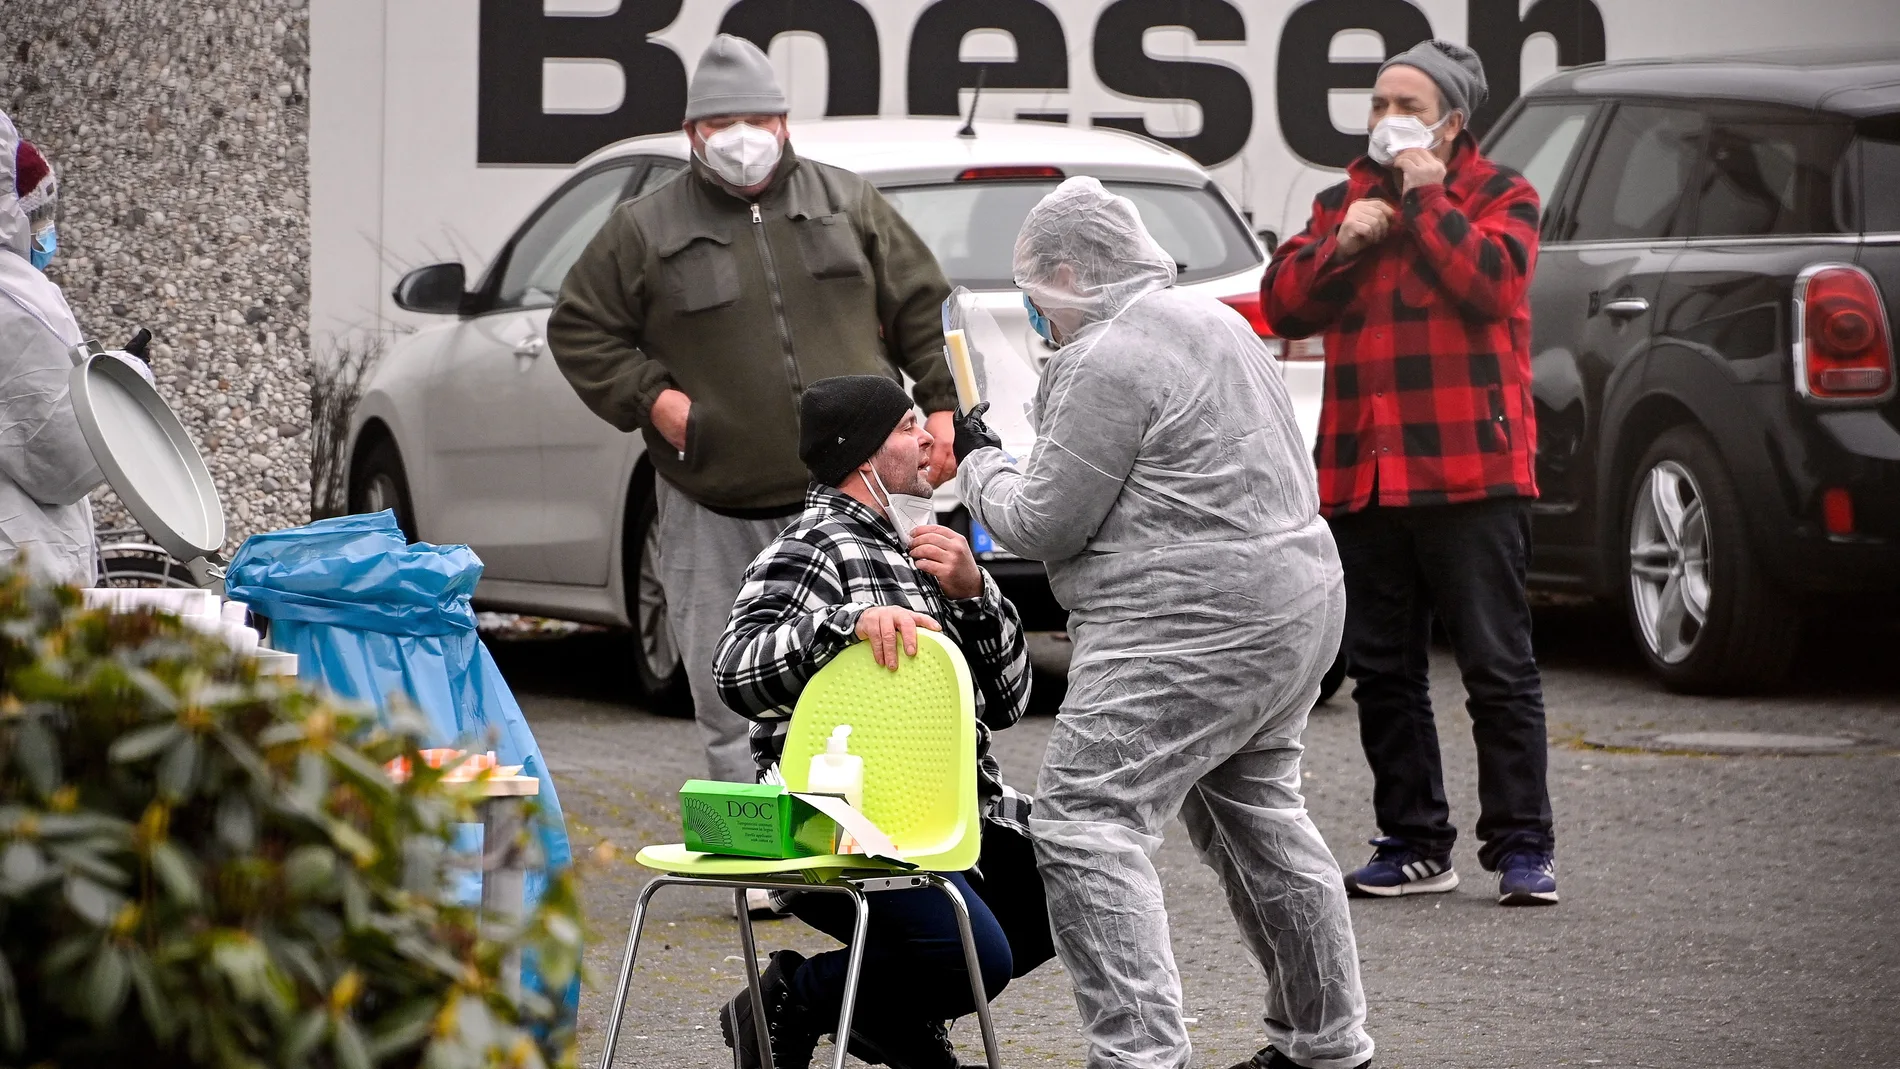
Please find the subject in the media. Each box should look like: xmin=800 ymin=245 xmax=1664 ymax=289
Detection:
xmin=799 ymin=376 xmax=914 ymax=485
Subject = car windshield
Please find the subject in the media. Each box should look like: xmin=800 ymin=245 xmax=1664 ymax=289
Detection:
xmin=881 ymin=179 xmax=1260 ymax=289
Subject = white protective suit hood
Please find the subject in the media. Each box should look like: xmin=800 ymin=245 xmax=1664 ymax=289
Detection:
xmin=0 ymin=110 xmax=103 ymax=585
xmin=1012 ymin=176 xmax=1176 ymax=341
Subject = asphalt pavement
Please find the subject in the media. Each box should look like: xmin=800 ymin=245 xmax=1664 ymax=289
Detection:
xmin=491 ymin=603 xmax=1900 ymax=1069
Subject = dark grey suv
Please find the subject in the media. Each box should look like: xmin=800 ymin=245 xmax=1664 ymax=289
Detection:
xmin=1480 ymin=47 xmax=1900 ymax=690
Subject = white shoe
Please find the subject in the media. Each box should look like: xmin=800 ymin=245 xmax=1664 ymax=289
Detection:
xmin=733 ymin=888 xmax=790 ymax=919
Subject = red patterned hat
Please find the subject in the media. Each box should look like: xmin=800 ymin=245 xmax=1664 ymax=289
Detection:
xmin=14 ymin=139 xmax=55 ymax=216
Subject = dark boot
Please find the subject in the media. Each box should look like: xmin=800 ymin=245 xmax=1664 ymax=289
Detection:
xmin=844 ymin=1018 xmax=959 ymax=1069
xmin=1227 ymin=1048 xmax=1372 ymax=1069
xmin=720 ymin=950 xmax=823 ymax=1069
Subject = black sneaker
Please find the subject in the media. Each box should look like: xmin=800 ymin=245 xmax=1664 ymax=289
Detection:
xmin=1495 ymin=848 xmax=1559 ymax=906
xmin=1343 ymin=836 xmax=1458 ymax=897
xmin=720 ymin=950 xmax=822 ymax=1069
xmin=1227 ymin=1047 xmax=1371 ymax=1069
xmin=845 ymin=1018 xmax=960 ymax=1069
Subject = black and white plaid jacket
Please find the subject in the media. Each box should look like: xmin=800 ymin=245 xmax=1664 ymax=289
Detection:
xmin=713 ymin=483 xmax=1034 ymax=833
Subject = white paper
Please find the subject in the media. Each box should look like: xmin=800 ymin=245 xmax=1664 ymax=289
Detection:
xmin=791 ymin=792 xmax=915 ymax=868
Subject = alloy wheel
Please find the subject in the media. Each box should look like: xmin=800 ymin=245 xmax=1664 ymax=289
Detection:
xmin=361 ymin=473 xmax=398 ymax=515
xmin=1628 ymin=459 xmax=1712 ymax=665
xmin=637 ymin=522 xmax=679 ymax=682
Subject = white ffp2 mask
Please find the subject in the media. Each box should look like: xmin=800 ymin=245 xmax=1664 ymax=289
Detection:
xmin=863 ymin=468 xmax=936 ymax=551
xmin=699 ymin=122 xmax=783 ymax=188
xmin=1368 ymin=113 xmax=1451 ymax=166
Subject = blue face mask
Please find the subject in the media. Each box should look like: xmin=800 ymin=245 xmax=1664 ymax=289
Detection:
xmin=28 ymin=224 xmax=56 ymax=271
xmin=1023 ymin=292 xmax=1054 ymax=344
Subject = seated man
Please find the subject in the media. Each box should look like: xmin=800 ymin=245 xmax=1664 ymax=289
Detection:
xmin=713 ymin=375 xmax=1052 ymax=1069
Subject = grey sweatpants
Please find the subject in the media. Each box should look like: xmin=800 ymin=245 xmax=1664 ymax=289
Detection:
xmin=652 ymin=479 xmax=789 ymax=784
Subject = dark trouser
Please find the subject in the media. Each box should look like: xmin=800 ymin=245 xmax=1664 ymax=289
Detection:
xmin=788 ymin=821 xmax=1054 ymax=1024
xmin=1329 ymin=498 xmax=1555 ymax=871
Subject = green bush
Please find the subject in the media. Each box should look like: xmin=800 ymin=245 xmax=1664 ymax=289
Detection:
xmin=0 ymin=569 xmax=581 ymax=1069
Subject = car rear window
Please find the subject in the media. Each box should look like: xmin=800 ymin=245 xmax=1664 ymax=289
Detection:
xmin=1687 ymin=120 xmax=1854 ymax=237
xmin=1843 ymin=114 xmax=1900 ymax=233
xmin=880 ymin=180 xmax=1260 ymax=289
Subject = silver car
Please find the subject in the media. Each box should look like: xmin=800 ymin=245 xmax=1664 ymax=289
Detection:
xmin=348 ymin=118 xmax=1318 ymax=706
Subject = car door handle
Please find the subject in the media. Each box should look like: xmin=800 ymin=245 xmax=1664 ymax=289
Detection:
xmin=513 ymin=335 xmax=546 ymax=358
xmin=1601 ymin=297 xmax=1650 ymax=320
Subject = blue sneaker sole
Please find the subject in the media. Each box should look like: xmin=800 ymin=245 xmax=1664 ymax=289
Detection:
xmin=1497 ymin=887 xmax=1559 ymax=906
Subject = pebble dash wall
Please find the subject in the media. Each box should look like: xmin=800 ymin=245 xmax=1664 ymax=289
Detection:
xmin=1 ymin=0 xmax=313 ymax=548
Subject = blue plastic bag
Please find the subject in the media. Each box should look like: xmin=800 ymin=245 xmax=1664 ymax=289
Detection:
xmin=225 ymin=511 xmax=575 ymax=1008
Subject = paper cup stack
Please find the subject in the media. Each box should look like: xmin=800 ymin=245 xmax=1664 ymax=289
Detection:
xmin=80 ymin=589 xmax=289 ymax=670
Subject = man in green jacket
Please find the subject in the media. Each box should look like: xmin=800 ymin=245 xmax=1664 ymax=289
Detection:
xmin=550 ymin=35 xmax=960 ymax=817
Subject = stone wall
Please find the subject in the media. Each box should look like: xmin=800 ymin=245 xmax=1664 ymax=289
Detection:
xmin=0 ymin=0 xmax=312 ymax=549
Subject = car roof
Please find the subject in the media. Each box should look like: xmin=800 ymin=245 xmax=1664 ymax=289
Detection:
xmin=577 ymin=117 xmax=1215 ymax=186
xmin=1529 ymin=46 xmax=1900 ymax=118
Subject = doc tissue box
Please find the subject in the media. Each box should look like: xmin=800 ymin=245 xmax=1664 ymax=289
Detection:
xmin=679 ymin=780 xmax=837 ymax=859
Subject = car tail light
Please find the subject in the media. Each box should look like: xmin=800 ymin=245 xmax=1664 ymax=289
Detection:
xmin=955 ymin=166 xmax=1064 ymax=181
xmin=1822 ymin=488 xmax=1856 ymax=536
xmin=1219 ymin=292 xmax=1274 ymax=339
xmin=1793 ymin=264 xmax=1895 ymax=403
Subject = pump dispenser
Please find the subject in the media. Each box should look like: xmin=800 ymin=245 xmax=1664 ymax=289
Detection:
xmin=807 ymin=725 xmax=864 ymax=852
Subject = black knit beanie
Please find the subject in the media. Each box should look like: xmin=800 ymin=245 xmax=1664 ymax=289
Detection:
xmin=799 ymin=375 xmax=914 ymax=486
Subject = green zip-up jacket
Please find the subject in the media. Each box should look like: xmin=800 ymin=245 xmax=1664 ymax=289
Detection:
xmin=549 ymin=145 xmax=957 ymax=515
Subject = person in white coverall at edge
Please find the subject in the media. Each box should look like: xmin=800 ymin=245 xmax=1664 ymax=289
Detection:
xmin=0 ymin=111 xmax=113 ymax=587
xmin=953 ymin=177 xmax=1375 ymax=1069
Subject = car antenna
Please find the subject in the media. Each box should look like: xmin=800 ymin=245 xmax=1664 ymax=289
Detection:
xmin=958 ymin=65 xmax=986 ymax=138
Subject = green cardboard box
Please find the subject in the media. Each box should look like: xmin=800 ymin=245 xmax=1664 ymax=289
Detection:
xmin=679 ymin=780 xmax=839 ymax=859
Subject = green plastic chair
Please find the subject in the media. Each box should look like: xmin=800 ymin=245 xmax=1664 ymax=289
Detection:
xmin=599 ymin=630 xmax=1002 ymax=1069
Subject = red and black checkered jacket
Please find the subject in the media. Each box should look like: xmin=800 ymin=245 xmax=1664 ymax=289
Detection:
xmin=1262 ymin=134 xmax=1541 ymax=517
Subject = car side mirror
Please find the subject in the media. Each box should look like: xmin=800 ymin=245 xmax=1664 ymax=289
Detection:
xmin=1255 ymin=228 xmax=1280 ymax=255
xmin=392 ymin=262 xmax=468 ymax=315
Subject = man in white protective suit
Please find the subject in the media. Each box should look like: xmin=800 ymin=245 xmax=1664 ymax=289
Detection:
xmin=953 ymin=176 xmax=1375 ymax=1069
xmin=0 ymin=111 xmax=107 ymax=586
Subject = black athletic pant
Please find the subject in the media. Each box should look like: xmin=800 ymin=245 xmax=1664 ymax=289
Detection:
xmin=1329 ymin=498 xmax=1555 ymax=870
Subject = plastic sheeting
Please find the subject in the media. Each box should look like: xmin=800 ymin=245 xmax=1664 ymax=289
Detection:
xmin=225 ymin=511 xmax=574 ymax=1004
xmin=961 ymin=180 xmax=1373 ymax=1068
xmin=942 ymin=286 xmax=1040 ymax=454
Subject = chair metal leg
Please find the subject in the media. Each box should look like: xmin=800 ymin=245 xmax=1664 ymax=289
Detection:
xmin=827 ymin=887 xmax=873 ymax=1069
xmin=600 ymin=875 xmax=945 ymax=1069
xmin=599 ymin=876 xmax=672 ymax=1069
xmin=926 ymin=874 xmax=1003 ymax=1069
xmin=736 ymin=889 xmax=775 ymax=1069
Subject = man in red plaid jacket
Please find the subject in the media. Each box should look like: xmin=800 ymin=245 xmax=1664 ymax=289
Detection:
xmin=1263 ymin=40 xmax=1559 ymax=911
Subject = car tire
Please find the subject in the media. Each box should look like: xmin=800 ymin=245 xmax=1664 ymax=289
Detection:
xmin=347 ymin=435 xmax=419 ymax=543
xmin=1317 ymin=648 xmax=1350 ymax=705
xmin=1622 ymin=426 xmax=1799 ymax=692
xmin=623 ymin=473 xmax=691 ymax=716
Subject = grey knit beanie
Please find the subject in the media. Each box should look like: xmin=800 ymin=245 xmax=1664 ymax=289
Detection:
xmin=1380 ymin=39 xmax=1489 ymax=118
xmin=684 ymin=34 xmax=788 ymax=123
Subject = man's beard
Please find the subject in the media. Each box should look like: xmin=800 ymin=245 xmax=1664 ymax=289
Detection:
xmin=876 ymin=457 xmax=932 ymax=499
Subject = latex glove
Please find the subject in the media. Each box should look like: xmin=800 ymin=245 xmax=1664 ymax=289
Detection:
xmin=952 ymin=402 xmax=1002 ymax=463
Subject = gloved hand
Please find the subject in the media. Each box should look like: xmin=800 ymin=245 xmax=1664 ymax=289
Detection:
xmin=952 ymin=402 xmax=1002 ymax=463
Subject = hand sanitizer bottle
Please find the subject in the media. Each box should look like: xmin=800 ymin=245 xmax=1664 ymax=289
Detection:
xmin=807 ymin=725 xmax=864 ymax=852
